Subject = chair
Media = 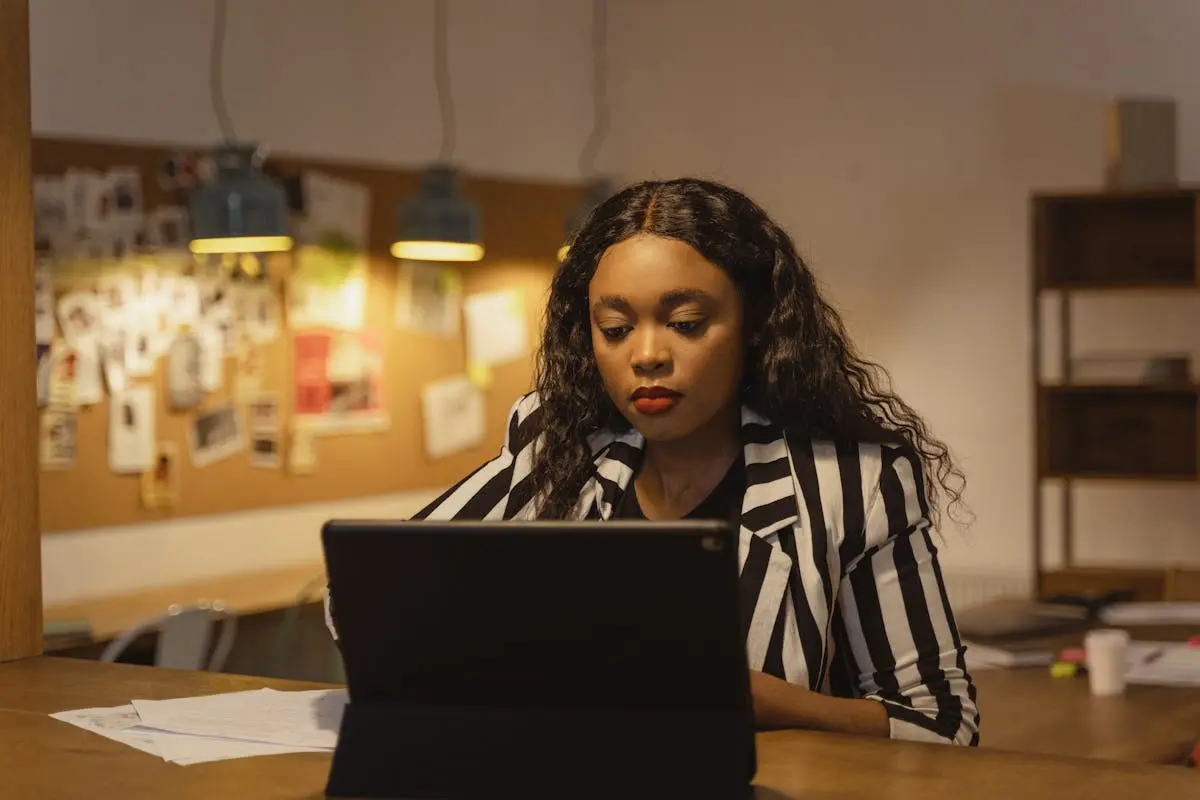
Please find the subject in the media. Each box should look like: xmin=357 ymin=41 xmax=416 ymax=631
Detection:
xmin=99 ymin=600 xmax=238 ymax=671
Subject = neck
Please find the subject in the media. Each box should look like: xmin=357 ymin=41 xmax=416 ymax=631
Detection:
xmin=637 ymin=404 xmax=742 ymax=514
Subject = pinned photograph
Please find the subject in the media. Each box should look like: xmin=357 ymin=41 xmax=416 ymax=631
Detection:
xmin=167 ymin=329 xmax=205 ymax=410
xmin=161 ymin=275 xmax=201 ymax=327
xmin=56 ymin=291 xmax=102 ymax=349
xmin=36 ymin=343 xmax=52 ymax=407
xmin=247 ymin=394 xmax=280 ymax=431
xmin=97 ymin=272 xmax=137 ymax=323
xmin=33 ymin=176 xmax=68 ymax=257
xmin=395 ymin=260 xmax=462 ymax=338
xmin=72 ymin=339 xmax=104 ymax=407
xmin=250 ymin=432 xmax=281 ymax=469
xmin=100 ymin=326 xmax=128 ymax=394
xmin=64 ymin=168 xmax=101 ymax=236
xmin=288 ymin=428 xmax=317 ymax=475
xmin=125 ymin=321 xmax=157 ymax=378
xmin=35 ymin=263 xmax=55 ymax=344
xmin=39 ymin=408 xmax=77 ymax=471
xmin=141 ymin=443 xmax=180 ymax=509
xmin=109 ymin=386 xmax=155 ymax=474
xmin=189 ymin=404 xmax=244 ymax=468
xmin=108 ymin=167 xmax=143 ymax=220
xmin=147 ymin=206 xmax=189 ymax=250
xmin=197 ymin=324 xmax=224 ymax=392
xmin=48 ymin=341 xmax=78 ymax=408
xmin=235 ymin=339 xmax=265 ymax=403
xmin=239 ymin=284 xmax=280 ymax=344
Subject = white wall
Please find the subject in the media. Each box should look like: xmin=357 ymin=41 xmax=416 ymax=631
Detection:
xmin=605 ymin=0 xmax=1200 ymax=576
xmin=30 ymin=0 xmax=593 ymax=604
xmin=30 ymin=0 xmax=593 ymax=180
xmin=32 ymin=0 xmax=1200 ymax=603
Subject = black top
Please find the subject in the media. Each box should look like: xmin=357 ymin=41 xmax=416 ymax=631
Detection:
xmin=613 ymin=455 xmax=745 ymax=524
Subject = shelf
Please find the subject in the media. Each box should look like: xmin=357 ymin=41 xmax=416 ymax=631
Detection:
xmin=1039 ymin=386 xmax=1199 ymax=480
xmin=1039 ymin=566 xmax=1200 ymax=602
xmin=1033 ymin=190 xmax=1200 ymax=289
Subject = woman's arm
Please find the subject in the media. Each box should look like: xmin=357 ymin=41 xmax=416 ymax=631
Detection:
xmin=835 ymin=445 xmax=979 ymax=746
xmin=750 ymin=671 xmax=888 ymax=737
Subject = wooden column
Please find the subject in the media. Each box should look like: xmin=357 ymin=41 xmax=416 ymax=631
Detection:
xmin=0 ymin=0 xmax=43 ymax=662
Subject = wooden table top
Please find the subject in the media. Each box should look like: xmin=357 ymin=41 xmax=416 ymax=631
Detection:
xmin=0 ymin=657 xmax=1196 ymax=799
xmin=970 ymin=623 xmax=1200 ymax=764
xmin=43 ymin=563 xmax=327 ymax=643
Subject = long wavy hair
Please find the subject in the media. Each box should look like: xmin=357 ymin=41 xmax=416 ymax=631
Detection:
xmin=532 ymin=178 xmax=967 ymax=528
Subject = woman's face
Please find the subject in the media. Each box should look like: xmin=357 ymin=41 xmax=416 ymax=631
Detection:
xmin=588 ymin=233 xmax=744 ymax=443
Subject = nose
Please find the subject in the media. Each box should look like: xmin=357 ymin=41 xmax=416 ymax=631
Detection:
xmin=630 ymin=328 xmax=672 ymax=377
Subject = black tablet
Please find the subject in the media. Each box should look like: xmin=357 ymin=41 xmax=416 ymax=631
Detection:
xmin=322 ymin=519 xmax=756 ymax=800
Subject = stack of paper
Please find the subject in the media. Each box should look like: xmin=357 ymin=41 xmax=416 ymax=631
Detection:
xmin=50 ymin=687 xmax=346 ymax=765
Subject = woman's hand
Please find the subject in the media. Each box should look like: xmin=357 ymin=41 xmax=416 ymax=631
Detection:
xmin=749 ymin=670 xmax=890 ymax=738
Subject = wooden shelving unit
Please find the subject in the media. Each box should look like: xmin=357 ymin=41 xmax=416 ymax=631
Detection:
xmin=1031 ymin=187 xmax=1200 ymax=601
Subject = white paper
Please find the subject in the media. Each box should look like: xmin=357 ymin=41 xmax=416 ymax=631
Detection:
xmin=421 ymin=375 xmax=486 ymax=459
xmin=125 ymin=320 xmax=157 ymax=378
xmin=73 ymin=338 xmax=105 ymax=406
xmin=395 ymin=261 xmax=462 ymax=337
xmin=56 ymin=291 xmax=102 ymax=349
xmin=132 ymin=688 xmax=347 ymax=751
xmin=50 ymin=703 xmax=328 ymax=765
xmin=287 ymin=254 xmax=367 ymax=331
xmin=33 ymin=176 xmax=69 ymax=256
xmin=197 ymin=325 xmax=224 ymax=391
xmin=160 ymin=275 xmax=201 ymax=328
xmin=97 ymin=271 xmax=137 ymax=327
xmin=34 ymin=263 xmax=55 ymax=343
xmin=1098 ymin=602 xmax=1200 ymax=626
xmin=242 ymin=284 xmax=280 ymax=344
xmin=1125 ymin=642 xmax=1200 ymax=687
xmin=463 ymin=290 xmax=528 ymax=367
xmin=189 ymin=404 xmax=244 ymax=468
xmin=109 ymin=386 xmax=155 ymax=473
xmin=166 ymin=330 xmax=205 ymax=410
xmin=36 ymin=343 xmax=52 ymax=407
xmin=301 ymin=171 xmax=370 ymax=249
xmin=100 ymin=326 xmax=128 ymax=394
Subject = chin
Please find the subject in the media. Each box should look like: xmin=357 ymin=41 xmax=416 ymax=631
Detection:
xmin=626 ymin=413 xmax=703 ymax=444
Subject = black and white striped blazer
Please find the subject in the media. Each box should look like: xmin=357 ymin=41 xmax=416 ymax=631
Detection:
xmin=327 ymin=392 xmax=979 ymax=746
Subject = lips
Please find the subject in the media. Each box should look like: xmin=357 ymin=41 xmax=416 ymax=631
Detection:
xmin=630 ymin=386 xmax=681 ymax=416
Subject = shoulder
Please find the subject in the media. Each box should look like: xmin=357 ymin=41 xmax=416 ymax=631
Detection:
xmin=502 ymin=391 xmax=544 ymax=453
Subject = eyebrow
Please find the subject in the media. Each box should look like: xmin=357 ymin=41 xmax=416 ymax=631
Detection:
xmin=592 ymin=288 xmax=714 ymax=313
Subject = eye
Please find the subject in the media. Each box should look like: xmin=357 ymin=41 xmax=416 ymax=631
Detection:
xmin=668 ymin=319 xmax=705 ymax=336
xmin=600 ymin=326 xmax=631 ymax=342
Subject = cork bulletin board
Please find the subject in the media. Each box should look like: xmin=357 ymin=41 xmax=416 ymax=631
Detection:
xmin=34 ymin=136 xmax=584 ymax=533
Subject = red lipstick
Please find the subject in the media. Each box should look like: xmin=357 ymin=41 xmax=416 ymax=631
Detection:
xmin=630 ymin=386 xmax=681 ymax=416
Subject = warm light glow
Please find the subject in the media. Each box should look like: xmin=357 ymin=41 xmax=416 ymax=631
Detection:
xmin=390 ymin=240 xmax=484 ymax=262
xmin=189 ymin=235 xmax=294 ymax=254
xmin=557 ymin=244 xmax=570 ymax=262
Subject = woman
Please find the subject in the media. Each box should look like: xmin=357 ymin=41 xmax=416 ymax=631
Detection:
xmin=328 ymin=178 xmax=978 ymax=746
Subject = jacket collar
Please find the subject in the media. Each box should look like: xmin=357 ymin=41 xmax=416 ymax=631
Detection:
xmin=582 ymin=406 xmax=801 ymax=539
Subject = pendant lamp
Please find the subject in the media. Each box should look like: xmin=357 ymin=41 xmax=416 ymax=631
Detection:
xmin=189 ymin=143 xmax=292 ymax=255
xmin=558 ymin=178 xmax=613 ymax=262
xmin=391 ymin=0 xmax=484 ymax=263
xmin=391 ymin=164 xmax=483 ymax=262
xmin=559 ymin=0 xmax=612 ymax=262
xmin=188 ymin=0 xmax=292 ymax=256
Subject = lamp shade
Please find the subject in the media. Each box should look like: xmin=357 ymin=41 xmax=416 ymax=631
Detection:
xmin=189 ymin=143 xmax=293 ymax=255
xmin=391 ymin=165 xmax=483 ymax=262
xmin=558 ymin=177 xmax=614 ymax=261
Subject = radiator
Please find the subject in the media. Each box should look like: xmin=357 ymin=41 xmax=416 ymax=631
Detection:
xmin=940 ymin=570 xmax=1034 ymax=610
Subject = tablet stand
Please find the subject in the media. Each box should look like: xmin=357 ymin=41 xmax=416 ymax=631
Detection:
xmin=325 ymin=701 xmax=756 ymax=799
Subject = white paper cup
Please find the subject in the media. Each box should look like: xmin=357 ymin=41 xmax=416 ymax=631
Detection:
xmin=1084 ymin=629 xmax=1130 ymax=696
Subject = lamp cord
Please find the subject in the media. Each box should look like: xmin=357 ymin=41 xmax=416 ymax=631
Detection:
xmin=210 ymin=0 xmax=237 ymax=142
xmin=434 ymin=0 xmax=457 ymax=162
xmin=578 ymin=0 xmax=609 ymax=177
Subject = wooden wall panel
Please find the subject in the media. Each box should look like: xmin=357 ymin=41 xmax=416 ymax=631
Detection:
xmin=0 ymin=0 xmax=44 ymax=660
xmin=32 ymin=137 xmax=585 ymax=533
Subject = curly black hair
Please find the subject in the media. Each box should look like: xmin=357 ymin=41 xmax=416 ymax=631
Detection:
xmin=532 ymin=178 xmax=968 ymax=528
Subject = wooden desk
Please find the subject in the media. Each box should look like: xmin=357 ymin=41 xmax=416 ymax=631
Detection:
xmin=0 ymin=657 xmax=1197 ymax=799
xmin=42 ymin=563 xmax=326 ymax=644
xmin=975 ymin=665 xmax=1200 ymax=764
xmin=970 ymin=624 xmax=1200 ymax=764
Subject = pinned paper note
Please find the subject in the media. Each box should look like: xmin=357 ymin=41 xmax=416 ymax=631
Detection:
xmin=464 ymin=289 xmax=527 ymax=367
xmin=395 ymin=261 xmax=462 ymax=337
xmin=189 ymin=404 xmax=244 ymax=468
xmin=40 ymin=408 xmax=77 ymax=470
xmin=109 ymin=386 xmax=155 ymax=474
xmin=421 ymin=375 xmax=486 ymax=459
xmin=141 ymin=443 xmax=180 ymax=509
xmin=466 ymin=360 xmax=493 ymax=390
xmin=289 ymin=428 xmax=317 ymax=475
